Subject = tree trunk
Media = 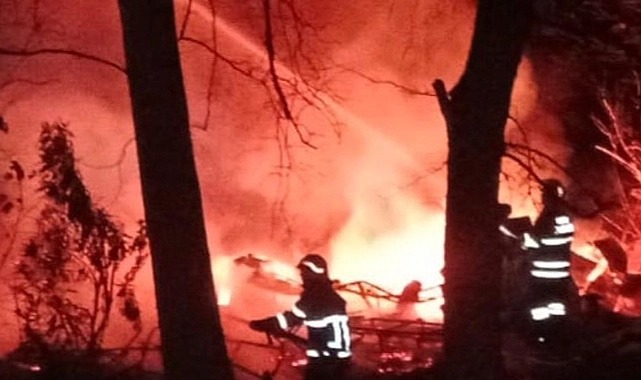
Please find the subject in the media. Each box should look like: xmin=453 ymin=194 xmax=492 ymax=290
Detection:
xmin=117 ymin=1 xmax=233 ymax=379
xmin=435 ymin=0 xmax=532 ymax=379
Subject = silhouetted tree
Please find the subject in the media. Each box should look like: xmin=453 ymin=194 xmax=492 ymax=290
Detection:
xmin=434 ymin=0 xmax=533 ymax=378
xmin=0 ymin=142 xmax=25 ymax=271
xmin=11 ymin=122 xmax=147 ymax=369
xmin=117 ymin=1 xmax=233 ymax=380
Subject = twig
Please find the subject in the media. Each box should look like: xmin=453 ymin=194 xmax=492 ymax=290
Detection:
xmin=0 ymin=47 xmax=125 ymax=73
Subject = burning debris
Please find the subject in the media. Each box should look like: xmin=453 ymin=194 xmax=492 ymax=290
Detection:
xmin=231 ymin=253 xmax=443 ymax=311
xmin=233 ymin=254 xmax=303 ymax=296
xmin=579 ymin=238 xmax=641 ymax=316
xmin=224 ymin=222 xmax=641 ymax=379
xmin=349 ymin=316 xmax=441 ymax=375
xmin=224 ymin=253 xmax=445 ymax=377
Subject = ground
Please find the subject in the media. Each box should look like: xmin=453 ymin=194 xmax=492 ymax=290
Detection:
xmin=2 ymin=292 xmax=641 ymax=379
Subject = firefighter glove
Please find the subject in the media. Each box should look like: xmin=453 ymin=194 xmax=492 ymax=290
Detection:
xmin=249 ymin=317 xmax=279 ymax=333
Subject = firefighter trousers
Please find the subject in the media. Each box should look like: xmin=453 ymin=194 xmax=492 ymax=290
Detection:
xmin=304 ymin=358 xmax=351 ymax=380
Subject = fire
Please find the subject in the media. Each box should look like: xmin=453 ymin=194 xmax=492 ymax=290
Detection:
xmin=262 ymin=260 xmax=300 ymax=283
xmin=330 ymin=194 xmax=445 ymax=309
xmin=212 ymin=256 xmax=233 ymax=306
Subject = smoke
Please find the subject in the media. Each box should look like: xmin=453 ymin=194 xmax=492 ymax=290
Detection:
xmin=0 ymin=0 xmax=573 ymax=363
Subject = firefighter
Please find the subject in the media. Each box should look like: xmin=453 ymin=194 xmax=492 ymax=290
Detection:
xmin=521 ymin=179 xmax=575 ymax=346
xmin=249 ymin=253 xmax=351 ymax=379
xmin=395 ymin=280 xmax=422 ymax=318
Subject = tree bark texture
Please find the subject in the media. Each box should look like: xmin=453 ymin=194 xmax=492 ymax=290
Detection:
xmin=117 ymin=1 xmax=234 ymax=379
xmin=436 ymin=0 xmax=532 ymax=379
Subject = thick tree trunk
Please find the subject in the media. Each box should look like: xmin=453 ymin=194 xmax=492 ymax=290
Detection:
xmin=435 ymin=0 xmax=532 ymax=379
xmin=117 ymin=1 xmax=233 ymax=379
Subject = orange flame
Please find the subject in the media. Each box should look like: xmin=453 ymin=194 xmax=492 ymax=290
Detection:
xmin=330 ymin=194 xmax=445 ymax=300
xmin=212 ymin=256 xmax=233 ymax=306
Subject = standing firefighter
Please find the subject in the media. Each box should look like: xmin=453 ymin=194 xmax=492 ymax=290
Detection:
xmin=521 ymin=179 xmax=575 ymax=345
xmin=249 ymin=254 xmax=351 ymax=379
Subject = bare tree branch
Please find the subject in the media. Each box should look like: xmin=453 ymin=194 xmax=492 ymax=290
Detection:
xmin=339 ymin=65 xmax=436 ymax=96
xmin=505 ymin=143 xmax=616 ymax=218
xmin=198 ymin=0 xmax=219 ymax=131
xmin=0 ymin=47 xmax=125 ymax=73
xmin=178 ymin=0 xmax=194 ymax=39
xmin=179 ymin=36 xmax=263 ymax=83
xmin=595 ymin=144 xmax=641 ymax=182
xmin=262 ymin=0 xmax=316 ymax=149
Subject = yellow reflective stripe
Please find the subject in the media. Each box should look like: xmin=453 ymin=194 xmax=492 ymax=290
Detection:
xmin=523 ymin=233 xmax=540 ymax=249
xmin=292 ymin=304 xmax=307 ymax=318
xmin=305 ymin=349 xmax=351 ymax=358
xmin=499 ymin=225 xmax=517 ymax=238
xmin=328 ymin=318 xmax=349 ymax=349
xmin=547 ymin=302 xmax=565 ymax=310
xmin=530 ymin=307 xmax=550 ymax=321
xmin=300 ymin=261 xmax=325 ymax=274
xmin=530 ymin=270 xmax=570 ymax=279
xmin=540 ymin=236 xmax=573 ymax=246
xmin=304 ymin=314 xmax=348 ymax=328
xmin=532 ymin=260 xmax=570 ymax=269
xmin=555 ymin=223 xmax=575 ymax=234
xmin=276 ymin=313 xmax=288 ymax=329
xmin=554 ymin=216 xmax=570 ymax=225
xmin=547 ymin=303 xmax=566 ymax=315
xmin=342 ymin=320 xmax=351 ymax=352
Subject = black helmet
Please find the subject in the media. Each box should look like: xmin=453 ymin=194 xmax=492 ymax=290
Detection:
xmin=541 ymin=178 xmax=565 ymax=199
xmin=297 ymin=254 xmax=328 ymax=276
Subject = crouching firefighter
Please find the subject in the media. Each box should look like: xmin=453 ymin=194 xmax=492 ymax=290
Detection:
xmin=521 ymin=179 xmax=575 ymax=345
xmin=249 ymin=254 xmax=351 ymax=379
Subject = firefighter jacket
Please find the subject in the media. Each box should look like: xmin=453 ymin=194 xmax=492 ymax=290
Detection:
xmin=275 ymin=279 xmax=351 ymax=360
xmin=522 ymin=204 xmax=575 ymax=280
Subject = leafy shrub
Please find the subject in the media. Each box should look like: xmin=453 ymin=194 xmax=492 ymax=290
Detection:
xmin=10 ymin=122 xmax=148 ymax=366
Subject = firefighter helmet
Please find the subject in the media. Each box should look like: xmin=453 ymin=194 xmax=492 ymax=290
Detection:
xmin=297 ymin=254 xmax=328 ymax=276
xmin=541 ymin=178 xmax=565 ymax=200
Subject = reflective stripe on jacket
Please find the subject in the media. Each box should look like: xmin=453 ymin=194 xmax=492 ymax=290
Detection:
xmin=277 ymin=280 xmax=351 ymax=359
xmin=528 ymin=206 xmax=574 ymax=281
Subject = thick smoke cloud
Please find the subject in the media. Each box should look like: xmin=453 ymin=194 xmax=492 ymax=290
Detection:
xmin=0 ymin=0 xmax=558 ymax=360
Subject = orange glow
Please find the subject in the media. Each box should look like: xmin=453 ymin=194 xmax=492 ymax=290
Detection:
xmin=212 ymin=256 xmax=233 ymax=306
xmin=262 ymin=259 xmax=301 ymax=283
xmin=5 ymin=0 xmax=618 ymax=368
xmin=330 ymin=195 xmax=444 ymax=295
